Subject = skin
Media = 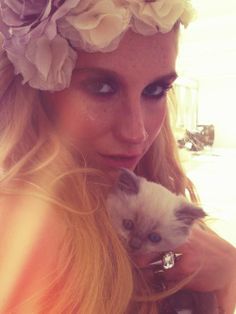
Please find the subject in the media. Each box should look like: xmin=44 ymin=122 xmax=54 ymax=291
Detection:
xmin=45 ymin=29 xmax=178 ymax=174
xmin=45 ymin=29 xmax=236 ymax=312
xmin=141 ymin=225 xmax=236 ymax=313
xmin=166 ymin=225 xmax=236 ymax=313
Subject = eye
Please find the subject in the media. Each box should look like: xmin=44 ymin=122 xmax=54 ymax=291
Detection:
xmin=148 ymin=232 xmax=162 ymax=243
xmin=142 ymin=82 xmax=171 ymax=99
xmin=122 ymin=219 xmax=134 ymax=230
xmin=81 ymin=79 xmax=116 ymax=95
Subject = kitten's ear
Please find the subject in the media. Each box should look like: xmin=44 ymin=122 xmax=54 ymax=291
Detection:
xmin=116 ymin=168 xmax=140 ymax=194
xmin=175 ymin=204 xmax=206 ymax=225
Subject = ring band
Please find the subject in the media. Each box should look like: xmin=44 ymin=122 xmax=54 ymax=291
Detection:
xmin=149 ymin=251 xmax=183 ymax=270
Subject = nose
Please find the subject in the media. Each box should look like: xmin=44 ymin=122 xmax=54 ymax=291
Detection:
xmin=115 ymin=100 xmax=148 ymax=144
xmin=129 ymin=237 xmax=142 ymax=250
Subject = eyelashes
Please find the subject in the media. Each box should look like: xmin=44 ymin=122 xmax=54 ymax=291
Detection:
xmin=79 ymin=77 xmax=173 ymax=100
xmin=80 ymin=79 xmax=117 ymax=96
xmin=142 ymin=82 xmax=172 ymax=99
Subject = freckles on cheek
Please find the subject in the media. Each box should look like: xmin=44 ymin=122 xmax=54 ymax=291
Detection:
xmin=60 ymin=106 xmax=110 ymax=140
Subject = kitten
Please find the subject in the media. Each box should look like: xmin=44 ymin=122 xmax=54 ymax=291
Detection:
xmin=106 ymin=168 xmax=205 ymax=258
xmin=106 ymin=168 xmax=219 ymax=314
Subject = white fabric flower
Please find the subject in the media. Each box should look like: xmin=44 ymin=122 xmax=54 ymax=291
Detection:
xmin=58 ymin=0 xmax=131 ymax=52
xmin=125 ymin=0 xmax=194 ymax=35
xmin=0 ymin=0 xmax=79 ymax=90
xmin=179 ymin=0 xmax=196 ymax=27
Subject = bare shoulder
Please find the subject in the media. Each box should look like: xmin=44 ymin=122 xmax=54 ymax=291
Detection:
xmin=0 ymin=194 xmax=68 ymax=312
xmin=0 ymin=194 xmax=67 ymax=257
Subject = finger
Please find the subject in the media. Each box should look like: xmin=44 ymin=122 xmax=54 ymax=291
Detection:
xmin=163 ymin=248 xmax=203 ymax=282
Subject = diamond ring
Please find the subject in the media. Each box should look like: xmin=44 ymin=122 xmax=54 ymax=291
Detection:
xmin=149 ymin=251 xmax=183 ymax=271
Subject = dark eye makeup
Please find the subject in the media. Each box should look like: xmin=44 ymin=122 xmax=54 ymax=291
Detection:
xmin=80 ymin=78 xmax=172 ymax=100
xmin=80 ymin=78 xmax=117 ymax=96
xmin=76 ymin=67 xmax=177 ymax=101
xmin=142 ymin=81 xmax=172 ymax=99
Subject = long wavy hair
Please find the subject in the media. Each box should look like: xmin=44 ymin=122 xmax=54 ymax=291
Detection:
xmin=0 ymin=42 xmax=199 ymax=313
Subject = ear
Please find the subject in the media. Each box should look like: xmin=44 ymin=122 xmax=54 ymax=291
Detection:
xmin=175 ymin=204 xmax=206 ymax=225
xmin=116 ymin=168 xmax=140 ymax=195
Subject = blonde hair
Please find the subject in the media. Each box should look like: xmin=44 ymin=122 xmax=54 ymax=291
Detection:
xmin=0 ymin=45 xmax=199 ymax=313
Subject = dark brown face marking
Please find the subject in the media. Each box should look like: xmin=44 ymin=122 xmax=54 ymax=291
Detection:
xmin=129 ymin=237 xmax=142 ymax=250
xmin=144 ymin=0 xmax=157 ymax=2
xmin=116 ymin=168 xmax=139 ymax=195
xmin=175 ymin=205 xmax=206 ymax=225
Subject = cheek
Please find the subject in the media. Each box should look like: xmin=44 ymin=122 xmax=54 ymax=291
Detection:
xmin=62 ymin=109 xmax=104 ymax=140
xmin=47 ymin=93 xmax=112 ymax=140
xmin=147 ymin=101 xmax=167 ymax=140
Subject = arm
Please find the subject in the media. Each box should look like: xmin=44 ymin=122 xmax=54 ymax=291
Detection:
xmin=0 ymin=195 xmax=67 ymax=313
xmin=164 ymin=224 xmax=236 ymax=314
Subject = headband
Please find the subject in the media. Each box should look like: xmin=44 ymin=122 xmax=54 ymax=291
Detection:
xmin=0 ymin=0 xmax=195 ymax=91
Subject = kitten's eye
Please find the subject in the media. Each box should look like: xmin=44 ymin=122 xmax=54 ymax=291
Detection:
xmin=148 ymin=232 xmax=162 ymax=243
xmin=122 ymin=219 xmax=134 ymax=230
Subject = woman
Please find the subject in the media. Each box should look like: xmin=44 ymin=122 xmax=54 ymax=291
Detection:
xmin=0 ymin=1 xmax=235 ymax=313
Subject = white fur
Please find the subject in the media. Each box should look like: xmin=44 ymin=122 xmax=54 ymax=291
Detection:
xmin=107 ymin=175 xmax=196 ymax=255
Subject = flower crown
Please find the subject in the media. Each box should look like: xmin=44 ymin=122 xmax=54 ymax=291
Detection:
xmin=0 ymin=0 xmax=195 ymax=91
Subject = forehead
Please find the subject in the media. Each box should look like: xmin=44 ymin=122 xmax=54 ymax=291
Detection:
xmin=76 ymin=29 xmax=178 ymax=82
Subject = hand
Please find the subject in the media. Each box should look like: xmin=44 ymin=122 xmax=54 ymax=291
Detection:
xmin=137 ymin=223 xmax=236 ymax=313
xmin=164 ymin=224 xmax=236 ymax=292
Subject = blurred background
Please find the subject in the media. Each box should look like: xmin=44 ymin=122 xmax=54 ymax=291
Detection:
xmin=174 ymin=0 xmax=236 ymax=246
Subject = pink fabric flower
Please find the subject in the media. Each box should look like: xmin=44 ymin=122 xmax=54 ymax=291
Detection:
xmin=0 ymin=0 xmax=80 ymax=90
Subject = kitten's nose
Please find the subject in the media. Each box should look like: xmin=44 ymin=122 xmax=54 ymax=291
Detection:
xmin=129 ymin=237 xmax=142 ymax=250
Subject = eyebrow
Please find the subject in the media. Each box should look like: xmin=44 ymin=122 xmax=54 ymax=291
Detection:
xmin=75 ymin=67 xmax=178 ymax=85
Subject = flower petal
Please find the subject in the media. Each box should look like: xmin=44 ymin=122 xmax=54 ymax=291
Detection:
xmin=26 ymin=36 xmax=52 ymax=80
